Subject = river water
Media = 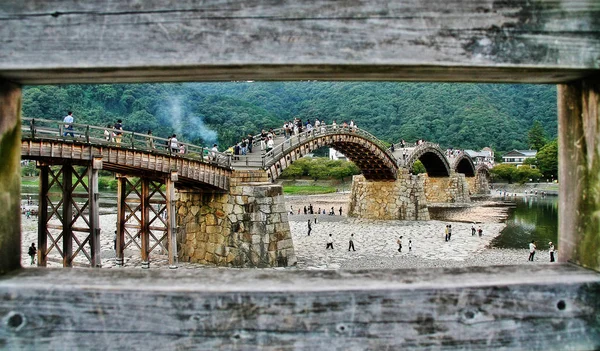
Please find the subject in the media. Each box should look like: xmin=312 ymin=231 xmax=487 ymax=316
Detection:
xmin=491 ymin=196 xmax=558 ymax=250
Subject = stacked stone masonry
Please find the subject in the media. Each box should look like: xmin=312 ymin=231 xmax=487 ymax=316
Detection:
xmin=348 ymin=171 xmax=430 ymax=220
xmin=177 ymin=170 xmax=296 ymax=268
xmin=423 ymin=172 xmax=471 ymax=203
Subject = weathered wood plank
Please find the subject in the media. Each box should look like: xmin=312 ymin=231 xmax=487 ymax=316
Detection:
xmin=1 ymin=0 xmax=599 ymax=84
xmin=0 ymin=80 xmax=21 ymax=274
xmin=558 ymin=80 xmax=600 ymax=271
xmin=0 ymin=264 xmax=598 ymax=349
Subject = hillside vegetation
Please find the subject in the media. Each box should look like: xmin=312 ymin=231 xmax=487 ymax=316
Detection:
xmin=22 ymin=82 xmax=557 ymax=153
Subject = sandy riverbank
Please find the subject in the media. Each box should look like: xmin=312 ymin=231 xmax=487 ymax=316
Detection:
xmin=20 ymin=193 xmax=549 ymax=269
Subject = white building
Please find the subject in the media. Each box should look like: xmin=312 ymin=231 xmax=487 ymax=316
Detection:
xmin=502 ymin=149 xmax=537 ymax=167
xmin=329 ymin=148 xmax=347 ymax=161
xmin=465 ymin=147 xmax=495 ymax=167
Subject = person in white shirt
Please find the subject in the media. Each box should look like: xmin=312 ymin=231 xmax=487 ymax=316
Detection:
xmin=266 ymin=137 xmax=274 ymax=152
xmin=211 ymin=144 xmax=219 ymax=161
xmin=528 ymin=240 xmax=536 ymax=261
xmin=170 ymin=134 xmax=179 ymax=153
xmin=332 ymin=120 xmax=337 ymax=130
xmin=63 ymin=111 xmax=74 ymax=137
xmin=326 ymin=234 xmax=333 ymax=249
xmin=548 ymin=241 xmax=555 ymax=262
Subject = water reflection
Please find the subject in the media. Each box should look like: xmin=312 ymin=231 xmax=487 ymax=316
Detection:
xmin=491 ymin=196 xmax=558 ymax=250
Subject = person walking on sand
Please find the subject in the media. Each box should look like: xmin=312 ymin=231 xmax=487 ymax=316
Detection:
xmin=307 ymin=220 xmax=312 ymax=236
xmin=326 ymin=234 xmax=334 ymax=249
xmin=548 ymin=241 xmax=555 ymax=262
xmin=409 ymin=239 xmax=412 ymax=252
xmin=444 ymin=225 xmax=449 ymax=242
xmin=28 ymin=243 xmax=37 ymax=265
xmin=314 ymin=215 xmax=318 ymax=224
xmin=478 ymin=226 xmax=483 ymax=237
xmin=528 ymin=240 xmax=537 ymax=261
xmin=339 ymin=207 xmax=342 ymax=216
xmin=397 ymin=236 xmax=403 ymax=252
xmin=471 ymin=224 xmax=476 ymax=236
xmin=348 ymin=234 xmax=356 ymax=251
xmin=447 ymin=224 xmax=452 ymax=241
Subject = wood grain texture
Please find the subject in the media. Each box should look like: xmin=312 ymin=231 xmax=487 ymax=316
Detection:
xmin=558 ymin=80 xmax=600 ymax=271
xmin=21 ymin=140 xmax=232 ymax=190
xmin=0 ymin=264 xmax=598 ymax=349
xmin=1 ymin=0 xmax=599 ymax=84
xmin=0 ymin=80 xmax=21 ymax=274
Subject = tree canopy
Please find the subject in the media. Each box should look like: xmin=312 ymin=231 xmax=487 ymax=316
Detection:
xmin=21 ymin=82 xmax=557 ymax=152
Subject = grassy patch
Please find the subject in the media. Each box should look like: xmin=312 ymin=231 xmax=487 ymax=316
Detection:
xmin=283 ymin=185 xmax=337 ymax=195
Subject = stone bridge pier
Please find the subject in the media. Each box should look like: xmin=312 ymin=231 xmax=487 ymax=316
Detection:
xmin=423 ymin=172 xmax=471 ymax=203
xmin=466 ymin=170 xmax=491 ymax=195
xmin=176 ymin=170 xmax=296 ymax=267
xmin=348 ymin=170 xmax=430 ymax=220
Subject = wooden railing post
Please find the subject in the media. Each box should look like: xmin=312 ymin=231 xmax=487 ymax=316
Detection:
xmin=89 ymin=157 xmax=102 ymax=267
xmin=37 ymin=162 xmax=49 ymax=267
xmin=167 ymin=171 xmax=178 ymax=269
xmin=62 ymin=163 xmax=73 ymax=267
xmin=558 ymin=80 xmax=600 ymax=271
xmin=115 ymin=174 xmax=126 ymax=267
xmin=85 ymin=125 xmax=90 ymax=143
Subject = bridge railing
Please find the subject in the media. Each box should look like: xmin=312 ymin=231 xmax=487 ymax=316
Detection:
xmin=22 ymin=118 xmax=232 ymax=168
xmin=262 ymin=125 xmax=393 ymax=168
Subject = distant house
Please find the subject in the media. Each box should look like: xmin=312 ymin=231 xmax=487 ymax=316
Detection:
xmin=465 ymin=147 xmax=495 ymax=167
xmin=329 ymin=148 xmax=347 ymax=161
xmin=502 ymin=150 xmax=537 ymax=167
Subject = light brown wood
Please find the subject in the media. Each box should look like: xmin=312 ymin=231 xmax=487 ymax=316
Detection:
xmin=558 ymin=80 xmax=600 ymax=271
xmin=1 ymin=1 xmax=599 ymax=84
xmin=0 ymin=264 xmax=598 ymax=349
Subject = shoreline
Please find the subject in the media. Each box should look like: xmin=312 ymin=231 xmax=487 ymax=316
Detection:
xmin=20 ymin=193 xmax=547 ymax=270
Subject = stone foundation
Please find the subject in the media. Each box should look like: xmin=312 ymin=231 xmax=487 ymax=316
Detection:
xmin=469 ymin=172 xmax=490 ymax=194
xmin=424 ymin=172 xmax=471 ymax=203
xmin=348 ymin=171 xmax=429 ymax=220
xmin=176 ymin=170 xmax=296 ymax=267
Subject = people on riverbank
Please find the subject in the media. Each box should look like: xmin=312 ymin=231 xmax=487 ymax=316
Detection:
xmin=549 ymin=242 xmax=555 ymax=262
xmin=397 ymin=236 xmax=403 ymax=252
xmin=348 ymin=233 xmax=356 ymax=251
xmin=307 ymin=220 xmax=312 ymax=236
xmin=28 ymin=243 xmax=36 ymax=265
xmin=326 ymin=234 xmax=334 ymax=249
xmin=528 ymin=240 xmax=536 ymax=261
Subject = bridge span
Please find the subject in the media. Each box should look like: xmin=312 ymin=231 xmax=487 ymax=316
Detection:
xmin=21 ymin=118 xmax=490 ymax=269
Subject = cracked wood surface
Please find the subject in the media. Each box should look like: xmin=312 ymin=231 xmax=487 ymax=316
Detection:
xmin=0 ymin=264 xmax=598 ymax=349
xmin=1 ymin=0 xmax=599 ymax=84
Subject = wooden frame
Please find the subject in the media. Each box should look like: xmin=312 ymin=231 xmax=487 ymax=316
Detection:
xmin=0 ymin=1 xmax=598 ymax=348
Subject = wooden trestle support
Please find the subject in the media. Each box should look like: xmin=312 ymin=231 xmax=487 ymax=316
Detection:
xmin=115 ymin=172 xmax=178 ymax=269
xmin=37 ymin=158 xmax=102 ymax=267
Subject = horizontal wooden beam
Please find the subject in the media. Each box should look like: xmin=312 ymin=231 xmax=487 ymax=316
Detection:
xmin=1 ymin=0 xmax=599 ymax=84
xmin=0 ymin=264 xmax=598 ymax=349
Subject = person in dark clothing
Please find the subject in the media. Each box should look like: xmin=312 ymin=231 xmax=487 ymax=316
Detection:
xmin=471 ymin=224 xmax=476 ymax=236
xmin=348 ymin=234 xmax=356 ymax=251
xmin=247 ymin=134 xmax=254 ymax=153
xmin=28 ymin=243 xmax=37 ymax=265
xmin=326 ymin=234 xmax=334 ymax=249
xmin=307 ymin=220 xmax=312 ymax=236
xmin=304 ymin=206 xmax=307 ymax=215
xmin=339 ymin=207 xmax=342 ymax=216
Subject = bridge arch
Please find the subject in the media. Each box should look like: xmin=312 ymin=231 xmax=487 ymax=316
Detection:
xmin=265 ymin=131 xmax=398 ymax=181
xmin=452 ymin=154 xmax=476 ymax=177
xmin=404 ymin=143 xmax=451 ymax=177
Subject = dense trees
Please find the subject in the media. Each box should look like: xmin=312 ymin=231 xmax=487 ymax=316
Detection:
xmin=22 ymin=82 xmax=557 ymax=153
xmin=280 ymin=158 xmax=360 ymax=181
xmin=490 ymin=164 xmax=542 ymax=184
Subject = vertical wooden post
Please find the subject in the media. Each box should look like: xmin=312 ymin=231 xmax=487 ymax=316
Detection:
xmin=37 ymin=163 xmax=49 ymax=267
xmin=0 ymin=80 xmax=21 ymax=274
xmin=167 ymin=171 xmax=178 ymax=269
xmin=89 ymin=157 xmax=102 ymax=267
xmin=558 ymin=80 xmax=600 ymax=272
xmin=62 ymin=163 xmax=73 ymax=267
xmin=141 ymin=178 xmax=150 ymax=269
xmin=115 ymin=174 xmax=126 ymax=266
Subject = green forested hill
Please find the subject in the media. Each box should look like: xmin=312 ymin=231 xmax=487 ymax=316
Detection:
xmin=21 ymin=82 xmax=556 ymax=152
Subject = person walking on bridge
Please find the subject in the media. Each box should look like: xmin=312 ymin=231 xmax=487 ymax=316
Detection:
xmin=63 ymin=111 xmax=74 ymax=137
xmin=114 ymin=119 xmax=123 ymax=144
